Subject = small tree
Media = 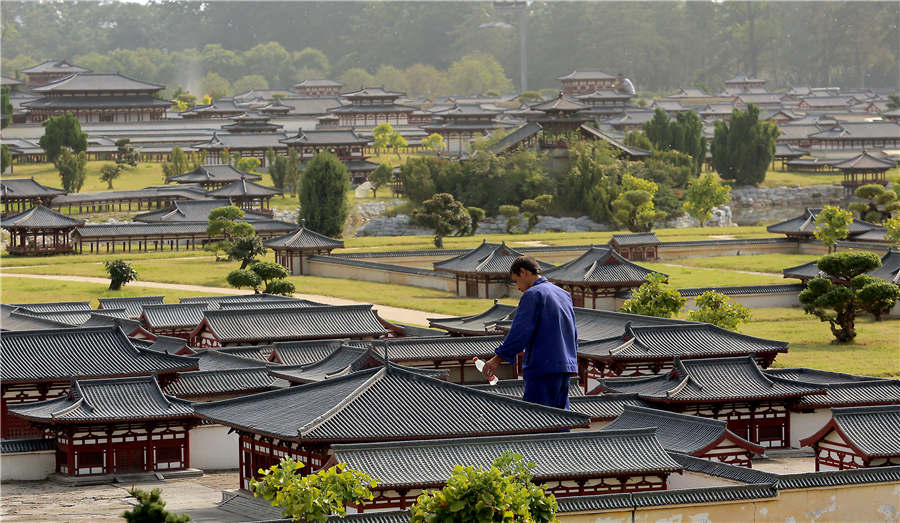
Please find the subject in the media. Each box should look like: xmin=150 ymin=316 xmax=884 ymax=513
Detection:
xmin=620 ymin=273 xmax=685 ymax=318
xmin=499 ymin=204 xmax=522 ymax=234
xmin=411 ymin=452 xmax=557 ymax=523
xmin=115 ymin=138 xmax=139 ymax=167
xmin=56 ymin=147 xmax=88 ymax=193
xmin=389 ymin=132 xmax=408 ymax=160
xmin=299 ymin=151 xmax=350 ymax=237
xmin=422 ymin=133 xmax=445 ymax=155
xmin=250 ymin=458 xmax=378 ymax=523
xmin=611 ymin=175 xmax=664 ymax=232
xmin=624 ymin=131 xmax=653 ymax=150
xmin=228 ymin=235 xmax=267 ymax=269
xmin=105 ymin=260 xmax=137 ymax=290
xmin=236 ymin=157 xmax=261 ymax=173
xmin=854 ymin=275 xmax=900 ymax=321
xmin=688 ymin=291 xmax=752 ymax=330
xmin=264 ymin=279 xmax=296 ymax=296
xmin=683 ymin=174 xmax=731 ymax=226
xmin=372 ymin=122 xmax=396 ymax=156
xmin=121 ymin=487 xmax=191 ymax=523
xmin=848 ymin=184 xmax=899 ymax=223
xmin=162 ymin=146 xmax=193 ymax=181
xmin=711 ymin=104 xmax=779 ymax=186
xmin=413 ymin=193 xmax=471 ymax=248
xmin=227 ymin=269 xmax=262 ymax=293
xmin=885 ymin=216 xmax=900 ymax=246
xmin=268 ymin=148 xmax=300 ymax=194
xmin=466 ymin=206 xmax=486 ymax=236
xmin=39 ymin=112 xmax=88 ymax=164
xmin=1 ymin=87 xmax=11 ymax=129
xmin=1 ymin=144 xmax=11 ymax=174
xmin=520 ymin=194 xmax=552 ymax=233
xmin=814 ymin=205 xmax=853 ymax=253
xmin=207 ymin=205 xmax=255 ymax=261
xmin=249 ymin=261 xmax=289 ymax=289
xmin=368 ymin=163 xmax=393 ymax=198
xmin=99 ymin=164 xmax=125 ymax=189
xmin=798 ymin=251 xmax=883 ymax=342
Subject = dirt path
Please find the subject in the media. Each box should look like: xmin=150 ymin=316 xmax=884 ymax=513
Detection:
xmin=0 ymin=272 xmax=450 ymax=326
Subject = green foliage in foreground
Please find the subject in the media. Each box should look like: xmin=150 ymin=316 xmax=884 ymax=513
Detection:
xmin=620 ymin=273 xmax=686 ymax=318
xmin=688 ymin=291 xmax=752 ymax=330
xmin=814 ymin=206 xmax=853 ymax=253
xmin=411 ymin=452 xmax=557 ymax=523
xmin=711 ymin=103 xmax=779 ymax=186
xmin=250 ymin=459 xmax=377 ymax=522
xmin=299 ymin=151 xmax=349 ymax=237
xmin=105 ymin=259 xmax=137 ymax=290
xmin=121 ymin=488 xmax=190 ymax=523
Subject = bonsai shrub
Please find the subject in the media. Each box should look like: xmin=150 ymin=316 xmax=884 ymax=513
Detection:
xmin=105 ymin=260 xmax=137 ymax=290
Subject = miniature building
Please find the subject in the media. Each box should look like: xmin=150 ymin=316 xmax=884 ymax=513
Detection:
xmin=97 ymin=296 xmax=166 ymax=319
xmin=179 ymin=99 xmax=246 ymax=119
xmin=377 ymin=335 xmax=516 ymax=384
xmin=576 ymin=89 xmax=634 ymax=119
xmin=193 ymin=131 xmax=289 ymax=167
xmin=19 ymin=60 xmax=90 ymax=87
xmin=207 ymin=178 xmax=282 ymax=213
xmin=268 ymin=345 xmax=449 ymax=385
xmin=604 ymin=405 xmax=765 ymax=467
xmin=568 ymin=394 xmax=649 ymax=428
xmin=0 ymin=179 xmax=66 ymax=215
xmin=544 ymin=246 xmax=662 ymax=309
xmin=267 ymin=339 xmax=348 ymax=365
xmin=532 ymin=93 xmax=590 ymax=147
xmin=133 ymin=199 xmax=271 ymax=223
xmin=767 ymin=208 xmax=885 ymax=242
xmin=295 ymin=79 xmax=344 ymax=97
xmin=280 ymin=128 xmax=377 ymax=184
xmin=610 ymin=232 xmax=661 ymax=261
xmin=832 ymin=151 xmax=895 ymax=194
xmin=23 ymin=73 xmax=171 ymax=123
xmin=165 ymin=164 xmax=263 ymax=190
xmin=433 ymin=241 xmax=554 ymax=298
xmin=0 ymin=205 xmax=83 ymax=255
xmin=558 ymin=70 xmax=625 ymax=95
xmin=801 ymin=405 xmax=900 ymax=471
xmin=220 ymin=112 xmax=284 ymax=134
xmin=140 ymin=303 xmax=208 ymax=339
xmin=9 ymin=376 xmax=196 ymax=477
xmin=329 ymin=86 xmax=416 ymax=126
xmin=423 ymin=104 xmax=501 ymax=155
xmin=784 ymin=249 xmax=899 ymax=285
xmin=723 ymin=74 xmax=767 ymax=92
xmin=598 ymin=356 xmax=823 ymax=448
xmin=264 ymin=226 xmax=345 ymax=275
xmin=50 ymin=185 xmax=211 ymax=216
xmin=194 ymin=366 xmax=590 ymax=489
xmin=578 ymin=323 xmax=787 ymax=381
xmin=330 ymin=429 xmax=681 ymax=509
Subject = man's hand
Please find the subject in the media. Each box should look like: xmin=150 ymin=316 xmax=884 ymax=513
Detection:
xmin=482 ymin=355 xmax=503 ymax=379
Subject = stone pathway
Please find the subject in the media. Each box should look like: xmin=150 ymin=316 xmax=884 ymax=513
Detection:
xmin=0 ymin=272 xmax=450 ymax=326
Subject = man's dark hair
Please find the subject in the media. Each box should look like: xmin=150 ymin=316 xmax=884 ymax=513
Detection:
xmin=510 ymin=255 xmax=541 ymax=276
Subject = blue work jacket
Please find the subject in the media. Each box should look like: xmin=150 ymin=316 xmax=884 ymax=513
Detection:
xmin=495 ymin=277 xmax=579 ymax=379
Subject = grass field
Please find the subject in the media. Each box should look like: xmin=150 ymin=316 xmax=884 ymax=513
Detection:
xmin=0 ymin=276 xmax=231 ymax=308
xmin=6 ymin=162 xmax=169 ymax=193
xmin=664 ymin=254 xmax=821 ymax=275
xmin=641 ymin=262 xmax=787 ymax=288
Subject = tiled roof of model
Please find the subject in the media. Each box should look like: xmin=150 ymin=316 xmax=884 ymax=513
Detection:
xmin=268 ymin=339 xmax=348 ymax=365
xmin=208 ymin=179 xmax=282 ymax=198
xmin=378 ymin=335 xmax=504 ymax=361
xmin=332 ymin=428 xmax=679 ymax=487
xmin=164 ymin=367 xmax=285 ymax=398
xmin=434 ymin=241 xmax=554 ymax=274
xmin=8 ymin=301 xmax=91 ymax=313
xmin=21 ymin=60 xmax=90 ymax=74
xmin=831 ymin=151 xmax=896 ymax=170
xmin=764 ymin=368 xmax=900 ymax=407
xmin=801 ymin=405 xmax=900 ymax=457
xmin=140 ymin=303 xmax=207 ymax=329
xmin=165 ymin=164 xmax=262 ymax=184
xmin=0 ymin=178 xmax=66 ymax=198
xmin=98 ymin=296 xmax=165 ymax=318
xmin=10 ymin=376 xmax=193 ymax=422
xmin=31 ymin=72 xmax=165 ymax=92
xmin=767 ymin=208 xmax=881 ymax=236
xmin=427 ymin=302 xmax=517 ymax=335
xmin=578 ymin=323 xmax=787 ymax=361
xmin=179 ymin=293 xmax=303 ymax=310
xmin=544 ymin=246 xmax=662 ymax=284
xmin=489 ymin=122 xmax=541 ymax=154
xmin=195 ymin=305 xmax=391 ymax=343
xmin=784 ymin=249 xmax=899 ymax=284
xmin=51 ymin=185 xmax=209 ymax=205
xmin=217 ymin=299 xmax=325 ymax=311
xmin=576 ymin=89 xmax=634 ymax=100
xmin=194 ymin=132 xmax=289 ymax=150
xmin=0 ymin=305 xmax=73 ymax=331
xmin=209 ymin=345 xmax=272 ymax=361
xmin=670 ymin=452 xmax=777 ymax=485
xmin=263 ymin=227 xmax=344 ymax=250
xmin=558 ymin=70 xmax=618 ymax=81
xmin=0 ymin=205 xmax=83 ymax=228
xmin=10 ymin=307 xmax=128 ymax=327
xmin=610 ymin=232 xmax=660 ymax=245
xmin=469 ymin=377 xmax=584 ymax=398
xmin=143 ymin=335 xmax=189 ymax=355
xmin=675 ymin=283 xmax=805 ymax=297
xmin=568 ymin=394 xmax=649 ymax=421
xmin=533 ymin=93 xmax=588 ymax=112
xmin=599 ymin=356 xmax=823 ymax=403
xmin=74 ymin=220 xmax=296 ymax=238
xmin=195 ymin=366 xmax=590 ymax=441
xmin=342 ymin=86 xmax=405 ymax=98
xmin=280 ymin=128 xmax=370 ymax=145
xmin=296 ymin=79 xmax=344 ymax=87
xmin=0 ymin=326 xmax=198 ymax=382
xmin=603 ymin=405 xmax=765 ymax=455
xmin=0 ymin=438 xmax=57 ymax=455
xmin=189 ymin=349 xmax=269 ymax=371
xmin=267 ymin=346 xmax=372 ymax=383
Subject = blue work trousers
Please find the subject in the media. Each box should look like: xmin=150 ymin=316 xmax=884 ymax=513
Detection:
xmin=522 ymin=372 xmax=571 ymax=410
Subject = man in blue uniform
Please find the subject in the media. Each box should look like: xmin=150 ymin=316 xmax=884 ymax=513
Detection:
xmin=480 ymin=256 xmax=579 ymax=409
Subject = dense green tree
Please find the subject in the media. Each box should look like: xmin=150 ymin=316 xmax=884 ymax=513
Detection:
xmin=115 ymin=138 xmax=138 ymax=167
xmin=620 ymin=273 xmax=685 ymax=318
xmin=248 ymin=261 xmax=291 ymax=293
xmin=624 ymin=131 xmax=653 ymax=150
xmin=688 ymin=291 xmax=752 ymax=330
xmin=121 ymin=488 xmax=190 ymax=523
xmin=399 ymin=157 xmax=438 ymax=205
xmin=266 ymin=148 xmax=300 ymax=194
xmin=854 ymin=274 xmax=900 ymax=321
xmin=557 ymin=142 xmax=619 ymax=223
xmin=684 ymin=174 xmax=731 ymax=226
xmin=99 ymin=164 xmax=124 ymax=189
xmin=1 ymin=87 xmax=11 ymax=129
xmin=242 ymin=41 xmax=290 ymax=86
xmin=226 ymin=269 xmax=262 ymax=293
xmin=339 ymin=67 xmax=375 ymax=90
xmin=251 ymin=459 xmax=377 ymax=522
xmin=466 ymin=206 xmax=485 ymax=236
xmin=499 ymin=205 xmax=522 ymax=234
xmin=413 ymin=193 xmax=471 ymax=248
xmin=200 ymin=72 xmax=231 ymax=100
xmin=411 ymin=452 xmax=557 ymax=523
xmin=421 ymin=133 xmax=445 ymax=155
xmin=403 ymin=64 xmax=446 ymax=98
xmin=711 ymin=104 xmax=779 ymax=186
xmin=885 ymin=216 xmax=900 ymax=246
xmin=1 ymin=144 xmax=11 ymax=174
xmin=236 ymin=157 xmax=260 ymax=173
xmin=447 ymin=52 xmax=514 ymax=95
xmin=521 ymin=194 xmax=553 ymax=233
xmin=55 ymin=147 xmax=88 ymax=193
xmin=232 ymin=74 xmax=269 ymax=94
xmin=228 ymin=235 xmax=267 ymax=269
xmin=848 ymin=184 xmax=899 ymax=223
xmin=299 ymin=151 xmax=349 ymax=237
xmin=105 ymin=260 xmax=138 ymax=291
xmin=642 ymin=108 xmax=706 ymax=176
xmin=368 ymin=163 xmax=393 ymax=198
xmin=814 ymin=205 xmax=853 ymax=253
xmin=611 ymin=174 xmax=664 ymax=232
xmin=39 ymin=113 xmax=88 ymax=164
xmin=292 ymin=47 xmax=331 ymax=80
xmin=206 ymin=205 xmax=254 ymax=261
xmin=161 ymin=146 xmax=196 ymax=181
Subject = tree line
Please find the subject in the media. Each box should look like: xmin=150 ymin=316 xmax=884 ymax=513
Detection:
xmin=3 ymin=2 xmax=897 ymax=95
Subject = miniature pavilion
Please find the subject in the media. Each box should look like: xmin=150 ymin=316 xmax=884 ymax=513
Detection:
xmin=23 ymin=73 xmax=171 ymax=123
xmin=557 ymin=70 xmax=625 ymax=95
xmin=20 ymin=60 xmax=90 ymax=87
xmin=832 ymin=151 xmax=895 ymax=195
xmin=207 ymin=178 xmax=282 ymax=212
xmin=800 ymin=405 xmax=900 ymax=471
xmin=165 ymin=165 xmax=262 ymax=190
xmin=0 ymin=178 xmax=66 ymax=215
xmin=433 ymin=241 xmax=554 ymax=298
xmin=609 ymin=232 xmax=661 ymax=261
xmin=0 ymin=205 xmax=83 ymax=255
xmin=264 ymin=226 xmax=345 ymax=275
xmin=328 ymin=86 xmax=416 ymax=126
xmin=544 ymin=246 xmax=662 ymax=309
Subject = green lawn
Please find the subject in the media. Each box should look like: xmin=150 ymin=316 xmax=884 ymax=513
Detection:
xmin=0 ymin=276 xmax=231 ymax=308
xmin=5 ymin=162 xmax=168 ymax=192
xmin=705 ymin=166 xmax=899 ymax=189
xmin=1 ymin=250 xmax=213 ymax=268
xmin=665 ymin=254 xmax=822 ymax=275
xmin=641 ymin=262 xmax=788 ymax=288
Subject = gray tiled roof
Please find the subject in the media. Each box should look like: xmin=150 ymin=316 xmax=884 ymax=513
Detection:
xmin=263 ymin=227 xmax=344 ymax=250
xmin=145 ymin=335 xmax=189 ymax=355
xmin=0 ymin=438 xmax=57 ymax=454
xmin=0 ymin=205 xmax=83 ymax=228
xmin=433 ymin=241 xmax=553 ymax=274
xmin=489 ymin=122 xmax=541 ymax=154
xmin=342 ymin=86 xmax=405 ymax=98
xmin=599 ymin=356 xmax=823 ymax=403
xmin=24 ymin=96 xmax=172 ymax=109
xmin=669 ymin=452 xmax=777 ymax=484
xmin=764 ymin=368 xmax=887 ymax=384
xmin=0 ymin=305 xmax=71 ymax=331
xmin=266 ymin=345 xmax=372 ymax=383
xmin=379 ymin=335 xmax=504 ymax=361
xmin=194 ymin=132 xmax=289 ymax=150
xmin=469 ymin=377 xmax=584 ymax=398
xmin=73 ymin=220 xmax=296 ymax=238
xmin=610 ymin=232 xmax=660 ymax=246
xmin=211 ymin=345 xmax=272 ymax=361
xmin=544 ymin=246 xmax=661 ymax=284
xmin=631 ymin=484 xmax=777 ymax=508
xmin=217 ymin=299 xmax=325 ymax=311
xmin=296 ymin=79 xmax=344 ymax=87
xmin=1 ymin=178 xmax=66 ymax=198
xmin=98 ymin=296 xmax=165 ymax=318
xmin=773 ymin=466 xmax=900 ymax=489
xmin=0 ymin=326 xmax=198 ymax=382
xmin=166 ymin=165 xmax=262 ymax=184
xmin=569 ymin=393 xmax=649 ymax=421
xmin=8 ymin=301 xmax=91 ymax=313
xmin=10 ymin=376 xmax=193 ymax=422
xmin=785 ymin=249 xmax=899 ymax=284
xmin=578 ymin=323 xmax=787 ymax=361
xmin=798 ymin=380 xmax=900 ymax=408
xmin=51 ymin=185 xmax=209 ymax=206
xmin=427 ymin=302 xmax=517 ymax=335
xmin=10 ymin=307 xmax=128 ymax=327
xmin=179 ymin=293 xmax=302 ymax=309
xmin=558 ymin=70 xmax=618 ymax=81
xmin=164 ymin=367 xmax=283 ymax=398
xmin=195 ymin=366 xmax=590 ymax=441
xmin=21 ymin=60 xmax=90 ymax=74
xmin=533 ymin=94 xmax=588 ymax=112
xmin=133 ymin=199 xmax=270 ymax=223
xmin=208 ymin=179 xmax=282 ymax=198
xmin=331 ymin=428 xmax=679 ymax=487
xmin=556 ymin=493 xmax=634 ymax=513
xmin=831 ymin=151 xmax=896 ymax=170
xmin=603 ymin=405 xmax=765 ymax=455
xmin=191 ymin=350 xmax=269 ymax=371
xmin=767 ymin=208 xmax=881 ymax=237
xmin=31 ymin=73 xmax=164 ymax=93
xmin=280 ymin=128 xmax=370 ymax=145
xmin=199 ymin=305 xmax=391 ymax=343
xmin=268 ymin=339 xmax=347 ymax=365
xmin=141 ymin=303 xmax=207 ymax=329
xmin=806 ymin=405 xmax=900 ymax=457
xmin=675 ymin=283 xmax=805 ymax=297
